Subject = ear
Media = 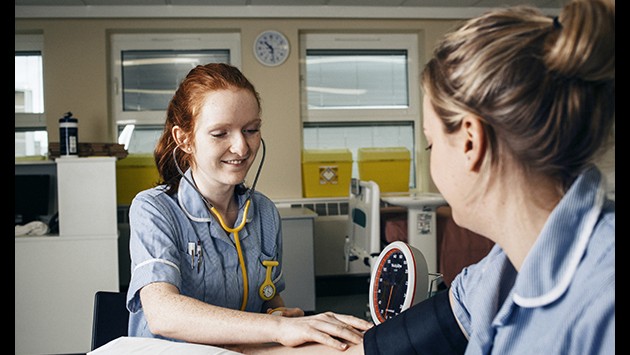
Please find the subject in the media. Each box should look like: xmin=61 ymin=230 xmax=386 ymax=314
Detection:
xmin=171 ymin=125 xmax=192 ymax=153
xmin=461 ymin=115 xmax=486 ymax=172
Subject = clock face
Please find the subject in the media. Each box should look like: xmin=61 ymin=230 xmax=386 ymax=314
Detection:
xmin=254 ymin=30 xmax=290 ymax=67
xmin=369 ymin=241 xmax=428 ymax=325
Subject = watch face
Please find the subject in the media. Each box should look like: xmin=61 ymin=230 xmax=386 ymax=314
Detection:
xmin=371 ymin=248 xmax=410 ymax=323
xmin=254 ymin=30 xmax=289 ymax=66
xmin=263 ymin=284 xmax=274 ymax=298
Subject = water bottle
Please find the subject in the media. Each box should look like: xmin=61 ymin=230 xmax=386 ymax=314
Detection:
xmin=59 ymin=112 xmax=79 ymax=157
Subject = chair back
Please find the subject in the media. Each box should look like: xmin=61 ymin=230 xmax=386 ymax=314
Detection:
xmin=91 ymin=290 xmax=129 ymax=350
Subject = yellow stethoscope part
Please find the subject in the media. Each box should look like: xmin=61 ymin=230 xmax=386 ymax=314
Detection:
xmin=211 ymin=199 xmax=251 ymax=311
xmin=260 ymin=260 xmax=279 ymax=301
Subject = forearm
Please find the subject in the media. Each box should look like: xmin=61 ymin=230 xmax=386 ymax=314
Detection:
xmin=141 ymin=282 xmax=281 ymax=345
xmin=140 ymin=282 xmax=373 ymax=350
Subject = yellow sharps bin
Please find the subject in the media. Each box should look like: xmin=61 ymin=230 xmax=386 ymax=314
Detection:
xmin=115 ymin=154 xmax=160 ymax=205
xmin=358 ymin=147 xmax=411 ymax=192
xmin=302 ymin=149 xmax=353 ymax=197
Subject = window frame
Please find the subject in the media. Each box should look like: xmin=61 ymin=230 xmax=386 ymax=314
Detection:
xmin=110 ymin=32 xmax=242 ymax=130
xmin=299 ymin=32 xmax=423 ymax=192
xmin=15 ymin=33 xmax=46 ymax=128
xmin=299 ymin=32 xmax=421 ymax=123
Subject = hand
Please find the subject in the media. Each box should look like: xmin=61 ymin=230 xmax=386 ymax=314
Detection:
xmin=267 ymin=306 xmax=304 ymax=317
xmin=274 ymin=311 xmax=373 ymax=351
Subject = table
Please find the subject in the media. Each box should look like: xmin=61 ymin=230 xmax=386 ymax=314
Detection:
xmin=88 ymin=336 xmax=242 ymax=354
xmin=381 ymin=193 xmax=447 ymax=276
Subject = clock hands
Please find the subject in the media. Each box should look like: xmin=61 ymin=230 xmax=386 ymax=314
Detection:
xmin=262 ymin=41 xmax=276 ymax=63
xmin=255 ymin=31 xmax=288 ymax=66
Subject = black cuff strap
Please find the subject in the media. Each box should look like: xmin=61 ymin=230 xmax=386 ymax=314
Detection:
xmin=363 ymin=289 xmax=468 ymax=355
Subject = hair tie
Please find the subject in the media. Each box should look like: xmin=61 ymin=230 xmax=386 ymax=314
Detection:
xmin=553 ymin=16 xmax=562 ymax=30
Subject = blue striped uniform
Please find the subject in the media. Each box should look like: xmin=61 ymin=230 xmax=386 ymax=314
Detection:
xmin=451 ymin=166 xmax=615 ymax=354
xmin=126 ymin=168 xmax=284 ymax=340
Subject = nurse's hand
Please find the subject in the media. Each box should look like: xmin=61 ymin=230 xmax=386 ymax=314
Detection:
xmin=267 ymin=306 xmax=304 ymax=317
xmin=274 ymin=311 xmax=373 ymax=351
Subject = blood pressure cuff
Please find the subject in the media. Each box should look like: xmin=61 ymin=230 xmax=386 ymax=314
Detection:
xmin=363 ymin=289 xmax=468 ymax=355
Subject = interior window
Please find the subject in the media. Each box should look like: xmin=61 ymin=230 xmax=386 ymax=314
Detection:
xmin=300 ymin=33 xmax=421 ymax=189
xmin=111 ymin=32 xmax=241 ymax=152
xmin=305 ymin=49 xmax=408 ymax=110
xmin=117 ymin=124 xmax=163 ymax=154
xmin=15 ymin=128 xmax=48 ymax=157
xmin=303 ymin=121 xmax=416 ymax=185
xmin=16 ymin=34 xmax=47 ymax=158
xmin=121 ymin=49 xmax=230 ymax=112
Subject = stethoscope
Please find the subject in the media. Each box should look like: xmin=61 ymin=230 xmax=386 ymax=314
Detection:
xmin=173 ymin=138 xmax=278 ymax=311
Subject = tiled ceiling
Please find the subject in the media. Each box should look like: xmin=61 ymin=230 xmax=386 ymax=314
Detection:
xmin=15 ymin=0 xmax=565 ymax=8
xmin=16 ymin=0 xmax=564 ymax=18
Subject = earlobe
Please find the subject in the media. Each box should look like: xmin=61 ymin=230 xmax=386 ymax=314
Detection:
xmin=172 ymin=126 xmax=191 ymax=153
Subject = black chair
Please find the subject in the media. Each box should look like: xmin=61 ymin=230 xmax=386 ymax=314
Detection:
xmin=91 ymin=290 xmax=130 ymax=350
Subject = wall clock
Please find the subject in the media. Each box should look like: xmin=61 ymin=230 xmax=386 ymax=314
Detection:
xmin=369 ymin=241 xmax=429 ymax=325
xmin=253 ymin=30 xmax=290 ymax=67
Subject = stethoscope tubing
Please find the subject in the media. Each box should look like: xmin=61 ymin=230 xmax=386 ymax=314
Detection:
xmin=212 ymin=199 xmax=252 ymax=311
xmin=173 ymin=138 xmax=273 ymax=310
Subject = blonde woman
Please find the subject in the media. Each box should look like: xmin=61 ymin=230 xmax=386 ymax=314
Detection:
xmin=235 ymin=0 xmax=615 ymax=353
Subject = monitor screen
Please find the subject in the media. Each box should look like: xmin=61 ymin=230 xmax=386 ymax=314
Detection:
xmin=15 ymin=174 xmax=51 ymax=225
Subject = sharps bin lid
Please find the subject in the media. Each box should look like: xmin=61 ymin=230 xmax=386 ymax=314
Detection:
xmin=302 ymin=149 xmax=352 ymax=163
xmin=357 ymin=147 xmax=410 ymax=161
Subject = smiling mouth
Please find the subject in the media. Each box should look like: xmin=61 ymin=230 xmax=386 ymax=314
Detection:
xmin=222 ymin=157 xmax=249 ymax=166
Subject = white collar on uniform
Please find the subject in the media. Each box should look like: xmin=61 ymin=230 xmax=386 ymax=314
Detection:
xmin=176 ymin=168 xmax=254 ymax=225
xmin=513 ymin=166 xmax=606 ymax=308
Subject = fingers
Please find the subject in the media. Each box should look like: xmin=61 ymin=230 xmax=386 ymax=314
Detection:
xmin=325 ymin=312 xmax=374 ymax=331
xmin=305 ymin=328 xmax=352 ymax=351
xmin=282 ymin=307 xmax=305 ymax=317
xmin=311 ymin=312 xmax=371 ymax=346
xmin=275 ymin=311 xmax=372 ymax=350
xmin=266 ymin=307 xmax=285 ymax=316
xmin=266 ymin=307 xmax=305 ymax=317
xmin=323 ymin=337 xmax=351 ymax=351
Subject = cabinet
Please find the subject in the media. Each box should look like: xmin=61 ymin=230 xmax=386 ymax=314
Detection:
xmin=278 ymin=207 xmax=317 ymax=313
xmin=15 ymin=157 xmax=119 ymax=355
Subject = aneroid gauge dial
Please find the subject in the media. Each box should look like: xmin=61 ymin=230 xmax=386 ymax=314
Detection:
xmin=369 ymin=241 xmax=428 ymax=325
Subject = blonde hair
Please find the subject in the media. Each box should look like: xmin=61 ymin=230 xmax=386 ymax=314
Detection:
xmin=422 ymin=0 xmax=614 ymax=191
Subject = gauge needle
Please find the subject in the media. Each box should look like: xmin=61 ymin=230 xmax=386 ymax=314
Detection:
xmin=385 ymin=285 xmax=394 ymax=319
